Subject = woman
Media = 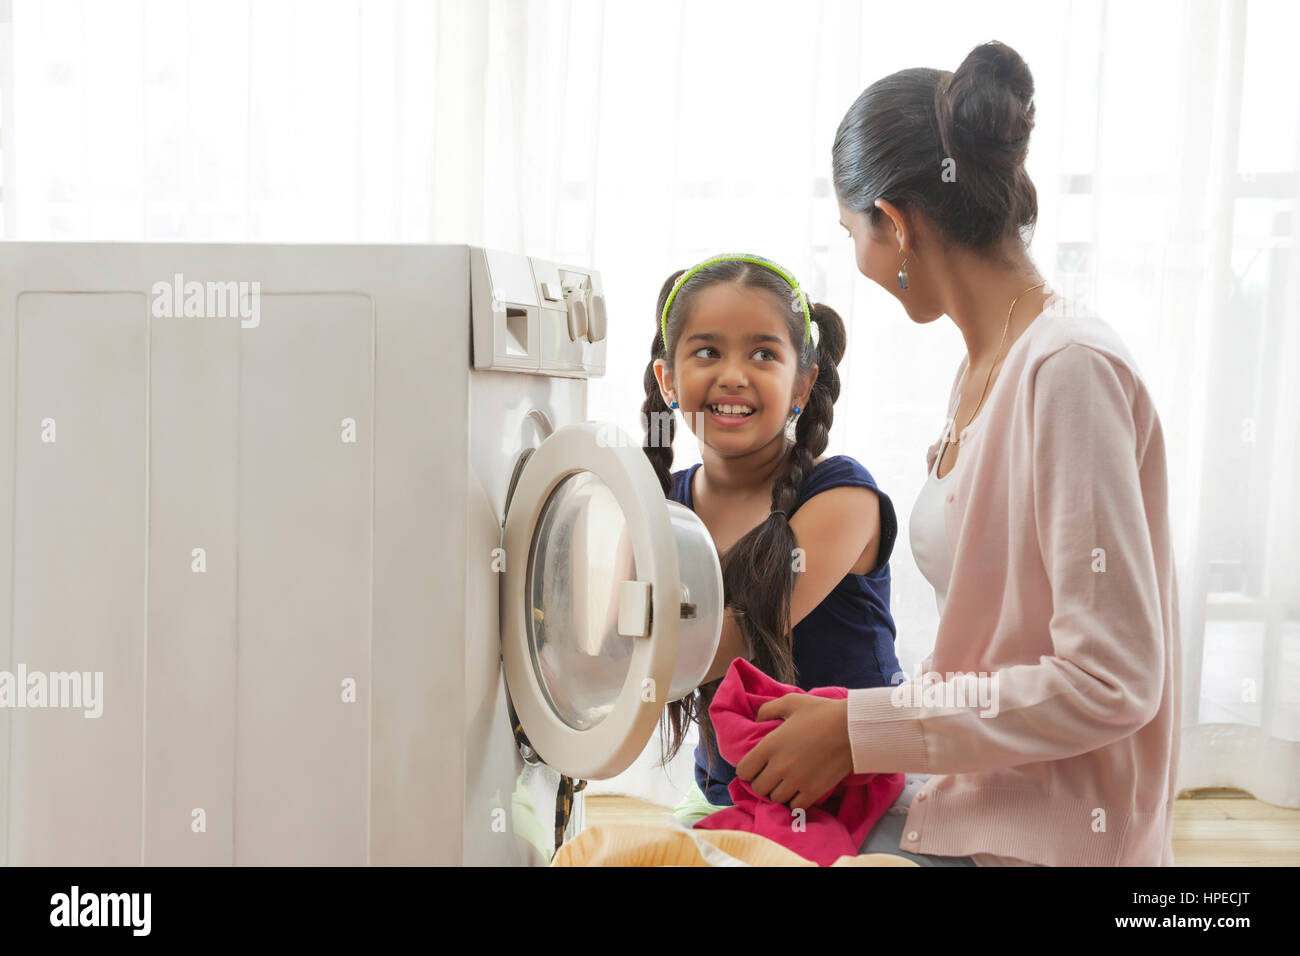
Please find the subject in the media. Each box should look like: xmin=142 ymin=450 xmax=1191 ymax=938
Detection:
xmin=732 ymin=40 xmax=1182 ymax=867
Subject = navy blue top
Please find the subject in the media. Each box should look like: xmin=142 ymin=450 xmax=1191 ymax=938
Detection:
xmin=669 ymin=455 xmax=903 ymax=806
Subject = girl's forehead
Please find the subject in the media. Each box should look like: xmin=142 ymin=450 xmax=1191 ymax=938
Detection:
xmin=680 ymin=282 xmax=790 ymax=337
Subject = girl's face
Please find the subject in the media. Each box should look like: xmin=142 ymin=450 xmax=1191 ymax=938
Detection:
xmin=654 ymin=280 xmax=814 ymax=454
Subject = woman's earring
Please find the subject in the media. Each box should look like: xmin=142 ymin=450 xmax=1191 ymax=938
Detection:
xmin=668 ymin=399 xmax=679 ymax=409
xmin=897 ymin=256 xmax=910 ymax=292
xmin=792 ymin=405 xmax=802 ymax=415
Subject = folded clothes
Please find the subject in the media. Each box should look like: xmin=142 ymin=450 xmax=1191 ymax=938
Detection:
xmin=693 ymin=658 xmax=905 ymax=866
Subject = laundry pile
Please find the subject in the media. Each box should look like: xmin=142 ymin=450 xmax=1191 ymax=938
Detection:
xmin=551 ymin=822 xmax=917 ymax=867
xmin=692 ymin=657 xmax=905 ymax=866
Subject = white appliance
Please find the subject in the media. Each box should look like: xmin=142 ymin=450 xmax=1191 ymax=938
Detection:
xmin=0 ymin=242 xmax=723 ymax=866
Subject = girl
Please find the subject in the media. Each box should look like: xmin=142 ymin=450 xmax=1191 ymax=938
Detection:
xmin=639 ymin=253 xmax=904 ymax=822
xmin=734 ymin=41 xmax=1181 ymax=867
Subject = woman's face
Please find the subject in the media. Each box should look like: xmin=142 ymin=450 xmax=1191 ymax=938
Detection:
xmin=839 ymin=201 xmax=945 ymax=324
xmin=654 ymin=281 xmax=813 ymax=454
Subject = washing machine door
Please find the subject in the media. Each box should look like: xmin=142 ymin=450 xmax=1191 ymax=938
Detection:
xmin=501 ymin=421 xmax=721 ymax=780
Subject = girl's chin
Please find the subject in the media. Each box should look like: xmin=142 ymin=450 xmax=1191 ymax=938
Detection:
xmin=699 ymin=423 xmax=784 ymax=449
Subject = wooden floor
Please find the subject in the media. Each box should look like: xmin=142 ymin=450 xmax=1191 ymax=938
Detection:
xmin=584 ymin=788 xmax=1300 ymax=866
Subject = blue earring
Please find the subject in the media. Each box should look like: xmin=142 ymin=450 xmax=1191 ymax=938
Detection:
xmin=792 ymin=405 xmax=802 ymax=415
xmin=669 ymin=400 xmax=679 ymax=409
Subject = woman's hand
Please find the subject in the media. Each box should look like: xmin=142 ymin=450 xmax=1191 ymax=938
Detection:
xmin=734 ymin=694 xmax=854 ymax=812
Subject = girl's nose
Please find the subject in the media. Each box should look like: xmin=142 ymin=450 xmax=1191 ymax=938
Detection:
xmin=716 ymin=356 xmax=750 ymax=386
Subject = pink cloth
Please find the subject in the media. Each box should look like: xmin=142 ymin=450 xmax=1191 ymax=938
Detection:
xmin=693 ymin=658 xmax=905 ymax=866
xmin=845 ymin=301 xmax=1182 ymax=866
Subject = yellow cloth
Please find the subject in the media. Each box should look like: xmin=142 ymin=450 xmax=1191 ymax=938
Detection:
xmin=552 ymin=823 xmax=919 ymax=867
xmin=670 ymin=781 xmax=729 ymax=827
xmin=511 ymin=775 xmax=554 ymax=863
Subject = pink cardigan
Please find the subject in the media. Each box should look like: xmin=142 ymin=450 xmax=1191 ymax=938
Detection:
xmin=845 ymin=302 xmax=1182 ymax=866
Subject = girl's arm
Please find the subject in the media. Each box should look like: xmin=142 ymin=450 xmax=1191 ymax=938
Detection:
xmin=698 ymin=486 xmax=883 ymax=684
xmin=700 ymin=606 xmax=748 ymax=685
xmin=786 ymin=486 xmax=883 ymax=628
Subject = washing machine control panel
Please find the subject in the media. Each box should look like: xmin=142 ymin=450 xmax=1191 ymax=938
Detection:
xmin=470 ymin=246 xmax=607 ymax=378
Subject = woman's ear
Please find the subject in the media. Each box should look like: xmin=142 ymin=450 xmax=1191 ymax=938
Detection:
xmin=873 ymin=198 xmax=910 ymax=252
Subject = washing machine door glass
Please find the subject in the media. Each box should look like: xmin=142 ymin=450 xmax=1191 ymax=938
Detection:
xmin=501 ymin=421 xmax=722 ymax=781
xmin=526 ymin=470 xmax=636 ymax=731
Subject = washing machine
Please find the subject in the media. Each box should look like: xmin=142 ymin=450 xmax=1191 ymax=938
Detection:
xmin=0 ymin=241 xmax=723 ymax=866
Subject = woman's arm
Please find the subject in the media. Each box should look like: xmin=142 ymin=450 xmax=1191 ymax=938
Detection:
xmin=738 ymin=345 xmax=1170 ymax=801
xmin=843 ymin=345 xmax=1167 ymax=774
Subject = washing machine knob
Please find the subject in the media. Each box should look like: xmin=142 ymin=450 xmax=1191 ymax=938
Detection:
xmin=566 ymin=295 xmax=588 ymax=342
xmin=587 ymin=293 xmax=608 ymax=343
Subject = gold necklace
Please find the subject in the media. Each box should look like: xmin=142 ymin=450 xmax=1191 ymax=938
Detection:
xmin=947 ymin=280 xmax=1048 ymax=445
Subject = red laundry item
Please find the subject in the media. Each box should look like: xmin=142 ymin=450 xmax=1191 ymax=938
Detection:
xmin=693 ymin=657 xmax=905 ymax=866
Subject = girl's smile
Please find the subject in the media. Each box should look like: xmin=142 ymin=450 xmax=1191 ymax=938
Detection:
xmin=705 ymin=401 xmax=758 ymax=427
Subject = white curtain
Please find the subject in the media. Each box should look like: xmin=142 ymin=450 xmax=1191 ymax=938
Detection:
xmin=1 ymin=0 xmax=1295 ymax=813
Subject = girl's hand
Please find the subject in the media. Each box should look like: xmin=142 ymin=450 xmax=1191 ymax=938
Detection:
xmin=735 ymin=695 xmax=854 ymax=812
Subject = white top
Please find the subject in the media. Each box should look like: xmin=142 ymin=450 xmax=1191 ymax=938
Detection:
xmin=909 ymin=435 xmax=959 ymax=615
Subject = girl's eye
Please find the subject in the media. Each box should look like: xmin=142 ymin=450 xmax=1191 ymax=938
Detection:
xmin=692 ymin=346 xmax=777 ymax=361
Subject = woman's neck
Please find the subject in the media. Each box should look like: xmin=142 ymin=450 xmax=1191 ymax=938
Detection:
xmin=937 ymin=248 xmax=1052 ymax=372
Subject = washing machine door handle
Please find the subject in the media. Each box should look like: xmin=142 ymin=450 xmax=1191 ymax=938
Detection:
xmin=616 ymin=580 xmax=653 ymax=638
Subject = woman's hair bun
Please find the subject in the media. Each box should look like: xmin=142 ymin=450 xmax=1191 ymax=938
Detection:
xmin=832 ymin=39 xmax=1039 ymax=251
xmin=936 ymin=40 xmax=1035 ymax=173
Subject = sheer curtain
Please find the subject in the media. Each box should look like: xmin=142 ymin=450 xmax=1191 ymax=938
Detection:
xmin=1 ymin=0 xmax=1295 ymax=814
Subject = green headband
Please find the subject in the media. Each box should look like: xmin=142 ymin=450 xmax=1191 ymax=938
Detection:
xmin=660 ymin=253 xmax=812 ymax=354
